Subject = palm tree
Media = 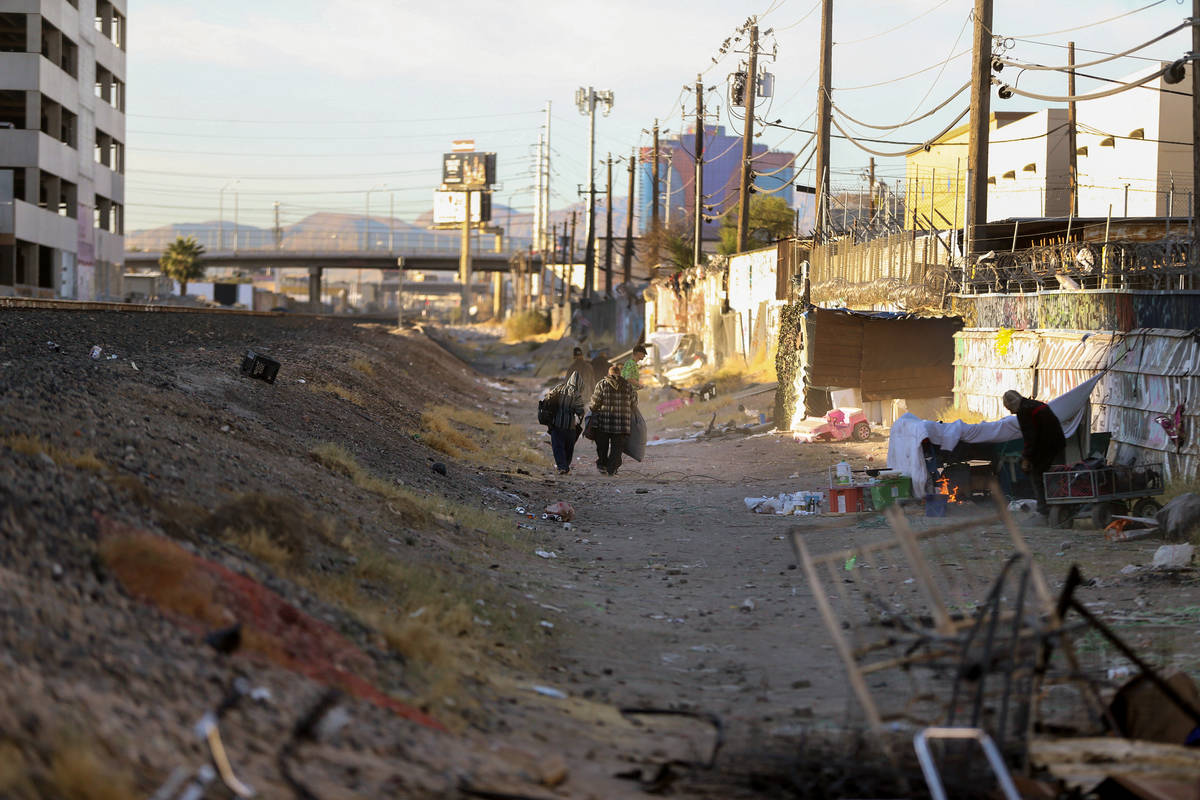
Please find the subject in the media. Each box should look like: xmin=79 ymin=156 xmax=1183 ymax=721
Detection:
xmin=158 ymin=236 xmax=206 ymax=296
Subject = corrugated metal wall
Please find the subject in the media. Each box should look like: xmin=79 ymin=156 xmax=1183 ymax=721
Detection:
xmin=954 ymin=327 xmax=1199 ymax=482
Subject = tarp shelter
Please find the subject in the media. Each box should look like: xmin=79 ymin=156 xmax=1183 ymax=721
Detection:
xmin=888 ymin=374 xmax=1104 ymax=496
xmin=797 ymin=307 xmax=963 ymax=417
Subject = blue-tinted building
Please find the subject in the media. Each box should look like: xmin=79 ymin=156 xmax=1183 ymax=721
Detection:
xmin=638 ymin=124 xmax=796 ymax=241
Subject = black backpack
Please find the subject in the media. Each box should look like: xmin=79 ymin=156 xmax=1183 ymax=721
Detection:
xmin=538 ymin=393 xmax=558 ymax=426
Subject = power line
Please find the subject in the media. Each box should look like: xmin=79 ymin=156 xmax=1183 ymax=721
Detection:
xmin=997 ymin=63 xmax=1171 ymax=103
xmin=830 ymin=83 xmax=970 ymax=130
xmin=996 ymin=22 xmax=1188 ymax=72
xmin=834 ymin=47 xmax=971 ymax=90
xmin=125 ymin=110 xmax=541 ymax=125
xmin=1004 ymin=0 xmax=1168 ymax=39
xmin=834 ymin=0 xmax=956 ymax=46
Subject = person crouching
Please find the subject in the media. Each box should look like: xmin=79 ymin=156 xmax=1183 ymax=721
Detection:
xmin=589 ymin=364 xmax=638 ymax=476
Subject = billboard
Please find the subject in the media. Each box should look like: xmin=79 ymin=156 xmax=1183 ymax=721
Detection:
xmin=433 ymin=190 xmax=492 ymax=224
xmin=442 ymin=152 xmax=496 ymax=189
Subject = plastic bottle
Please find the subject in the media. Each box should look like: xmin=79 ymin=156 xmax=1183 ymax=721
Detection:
xmin=835 ymin=461 xmax=852 ymax=486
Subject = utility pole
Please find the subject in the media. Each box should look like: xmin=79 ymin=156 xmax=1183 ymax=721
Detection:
xmin=604 ymin=153 xmax=614 ymax=296
xmin=567 ymin=210 xmax=577 ymax=303
xmin=576 ymin=86 xmax=614 ymax=300
xmin=736 ymin=21 xmax=760 ymax=252
xmin=233 ymin=189 xmax=239 ymax=253
xmin=868 ymin=157 xmax=876 ymax=223
xmin=1192 ymin=0 xmax=1199 ymax=241
xmin=966 ymin=0 xmax=994 ymax=254
xmin=1068 ymin=41 xmax=1078 ymax=218
xmin=543 ymin=102 xmax=552 ymax=254
xmin=624 ymin=147 xmax=635 ymax=285
xmin=814 ymin=0 xmax=833 ymax=242
xmin=534 ymin=131 xmax=545 ymax=256
xmin=273 ymin=201 xmax=281 ymax=249
xmin=389 ymin=193 xmax=394 ymax=253
xmin=651 ymin=120 xmax=661 ymax=266
xmin=693 ymin=74 xmax=705 ymax=266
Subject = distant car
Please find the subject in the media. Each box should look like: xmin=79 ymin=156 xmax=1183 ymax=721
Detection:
xmin=793 ymin=407 xmax=871 ymax=443
xmin=270 ymin=306 xmax=291 ymax=313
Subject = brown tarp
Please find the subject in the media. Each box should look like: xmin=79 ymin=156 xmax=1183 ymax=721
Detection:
xmin=860 ymin=316 xmax=959 ymax=400
xmin=802 ymin=307 xmax=960 ymax=401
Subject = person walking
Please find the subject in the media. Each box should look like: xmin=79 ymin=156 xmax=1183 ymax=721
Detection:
xmin=590 ymin=348 xmax=610 ymax=380
xmin=589 ymin=364 xmax=637 ymax=476
xmin=545 ymin=373 xmax=584 ymax=474
xmin=620 ymin=344 xmax=648 ymax=387
xmin=565 ymin=346 xmax=596 ymax=404
xmin=1002 ymin=389 xmax=1066 ymax=517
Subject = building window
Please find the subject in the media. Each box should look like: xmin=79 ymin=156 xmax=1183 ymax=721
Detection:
xmin=94 ymin=2 xmax=125 ymax=50
xmin=0 ymin=13 xmax=27 ymax=52
xmin=39 ymin=96 xmax=75 ymax=149
xmin=94 ymin=66 xmax=125 ymax=111
xmin=0 ymin=90 xmax=25 ymax=129
xmin=40 ymin=20 xmax=78 ymax=78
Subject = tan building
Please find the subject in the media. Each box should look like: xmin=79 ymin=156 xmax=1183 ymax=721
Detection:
xmin=904 ymin=63 xmax=1195 ymax=229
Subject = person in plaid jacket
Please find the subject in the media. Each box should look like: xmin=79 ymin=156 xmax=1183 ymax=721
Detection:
xmin=589 ymin=364 xmax=638 ymax=476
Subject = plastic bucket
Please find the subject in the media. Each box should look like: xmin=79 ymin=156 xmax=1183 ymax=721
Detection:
xmin=925 ymin=493 xmax=948 ymax=517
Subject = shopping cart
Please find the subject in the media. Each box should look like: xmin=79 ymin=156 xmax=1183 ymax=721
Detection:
xmin=1043 ymin=461 xmax=1164 ymax=529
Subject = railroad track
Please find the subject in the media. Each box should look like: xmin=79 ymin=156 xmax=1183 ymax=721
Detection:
xmin=0 ymin=296 xmax=295 ymax=315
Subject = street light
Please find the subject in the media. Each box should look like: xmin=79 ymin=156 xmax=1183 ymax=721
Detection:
xmin=218 ymin=179 xmax=238 ymax=251
xmin=576 ymin=86 xmax=614 ymax=299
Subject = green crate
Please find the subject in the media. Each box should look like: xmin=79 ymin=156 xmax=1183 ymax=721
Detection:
xmin=869 ymin=476 xmax=913 ymax=509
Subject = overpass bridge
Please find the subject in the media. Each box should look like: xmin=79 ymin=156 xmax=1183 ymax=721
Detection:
xmin=124 ymin=248 xmax=544 ymax=305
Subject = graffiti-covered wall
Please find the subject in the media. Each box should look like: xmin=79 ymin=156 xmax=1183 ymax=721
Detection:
xmin=953 ymin=290 xmax=1200 ymax=332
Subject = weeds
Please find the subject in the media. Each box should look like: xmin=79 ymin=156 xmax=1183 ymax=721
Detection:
xmin=2 ymin=434 xmax=104 ymax=471
xmin=503 ymin=309 xmax=551 ymax=341
xmin=419 ymin=406 xmax=548 ymax=467
xmin=1162 ymin=475 xmax=1200 ymax=504
xmin=349 ymin=356 xmax=375 ymax=376
xmin=311 ymin=382 xmax=364 ymax=407
xmin=0 ymin=736 xmax=135 ymax=800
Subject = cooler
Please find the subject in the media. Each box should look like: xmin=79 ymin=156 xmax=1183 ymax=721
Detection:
xmin=869 ymin=475 xmax=913 ymax=510
xmin=829 ymin=486 xmax=867 ymax=514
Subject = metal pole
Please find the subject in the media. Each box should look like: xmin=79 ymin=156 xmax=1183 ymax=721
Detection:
xmin=544 ymin=101 xmax=552 ymax=253
xmin=233 ymin=189 xmax=239 ymax=253
xmin=389 ymin=193 xmax=394 ymax=254
xmin=1193 ymin=0 xmax=1200 ymax=248
xmin=967 ymin=0 xmax=994 ymax=254
xmin=624 ymin=147 xmax=635 ymax=285
xmin=534 ymin=131 xmax=545 ymax=254
xmin=583 ymin=88 xmax=597 ymax=298
xmin=693 ymin=74 xmax=705 ymax=266
xmin=1068 ymin=42 xmax=1079 ymax=217
xmin=605 ymin=152 xmax=614 ymax=295
xmin=736 ymin=22 xmax=760 ymax=252
xmin=815 ymin=0 xmax=833 ymax=242
xmin=460 ymin=189 xmax=472 ymax=320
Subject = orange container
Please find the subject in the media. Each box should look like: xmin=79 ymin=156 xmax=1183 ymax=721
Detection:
xmin=829 ymin=486 xmax=866 ymax=514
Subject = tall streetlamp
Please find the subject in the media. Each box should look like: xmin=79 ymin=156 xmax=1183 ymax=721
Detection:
xmin=576 ymin=86 xmax=613 ymax=300
xmin=218 ymin=179 xmax=238 ymax=251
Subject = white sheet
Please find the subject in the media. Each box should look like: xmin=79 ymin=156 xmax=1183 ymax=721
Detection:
xmin=886 ymin=373 xmax=1104 ymax=496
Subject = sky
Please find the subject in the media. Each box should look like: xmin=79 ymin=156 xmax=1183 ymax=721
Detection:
xmin=126 ymin=0 xmax=1194 ymax=234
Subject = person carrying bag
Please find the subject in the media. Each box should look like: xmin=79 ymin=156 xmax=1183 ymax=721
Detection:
xmin=543 ymin=373 xmax=584 ymax=475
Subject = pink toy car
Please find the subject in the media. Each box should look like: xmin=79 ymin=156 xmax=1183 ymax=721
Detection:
xmin=792 ymin=407 xmax=872 ymax=443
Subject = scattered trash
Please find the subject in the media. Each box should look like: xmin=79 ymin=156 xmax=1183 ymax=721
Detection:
xmin=431 ymin=462 xmax=447 ymax=476
xmin=844 ymin=556 xmax=857 ymax=571
xmin=745 ymin=491 xmax=825 ymax=515
xmin=219 ymin=425 xmax=230 ymax=433
xmin=1008 ymin=499 xmax=1037 ymax=513
xmin=544 ymin=501 xmax=574 ymax=521
xmin=46 ymin=341 xmax=60 ymax=352
xmin=538 ymin=620 xmax=554 ymax=629
xmin=130 ymin=361 xmax=139 ymax=371
xmin=296 ymin=378 xmax=306 ymax=384
xmin=90 ymin=345 xmax=102 ymax=359
xmin=409 ymin=607 xmax=427 ymax=618
xmin=1152 ymin=544 xmax=1194 ymax=569
xmin=529 ymin=685 xmax=567 ymax=699
xmin=534 ymin=550 xmax=557 ymax=559
xmin=239 ymin=349 xmax=280 ymax=384
xmin=739 ymin=598 xmax=755 ymax=613
xmin=562 ymin=522 xmax=573 ymax=530
xmin=1105 ymin=516 xmax=1159 ymax=541
xmin=1120 ymin=564 xmax=1141 ymax=575
xmin=107 ymin=353 xmax=118 ymax=360
xmin=515 ymin=506 xmax=526 ymax=515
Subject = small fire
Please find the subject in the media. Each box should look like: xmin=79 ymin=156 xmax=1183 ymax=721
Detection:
xmin=936 ymin=477 xmax=960 ymax=503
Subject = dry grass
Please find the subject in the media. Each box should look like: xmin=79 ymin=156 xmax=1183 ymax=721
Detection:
xmin=349 ymin=356 xmax=375 ymax=376
xmin=3 ymin=434 xmax=104 ymax=471
xmin=49 ymin=743 xmax=136 ymax=800
xmin=0 ymin=737 xmax=135 ymax=800
xmin=420 ymin=405 xmax=549 ymax=467
xmin=503 ymin=309 xmax=551 ymax=342
xmin=311 ymin=381 xmax=364 ymax=407
xmin=935 ymin=404 xmax=992 ymax=424
xmin=1162 ymin=475 xmax=1200 ymax=504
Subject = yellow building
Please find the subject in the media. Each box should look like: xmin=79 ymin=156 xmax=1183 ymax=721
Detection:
xmin=903 ymin=112 xmax=1028 ymax=230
